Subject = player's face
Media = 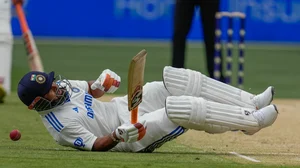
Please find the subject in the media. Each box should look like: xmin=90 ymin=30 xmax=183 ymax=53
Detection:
xmin=44 ymin=82 xmax=60 ymax=101
xmin=29 ymin=78 xmax=71 ymax=111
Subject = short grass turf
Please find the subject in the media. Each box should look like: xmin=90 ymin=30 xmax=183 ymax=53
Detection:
xmin=1 ymin=39 xmax=299 ymax=167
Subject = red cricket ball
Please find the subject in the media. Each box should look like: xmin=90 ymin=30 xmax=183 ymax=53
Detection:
xmin=10 ymin=129 xmax=21 ymax=141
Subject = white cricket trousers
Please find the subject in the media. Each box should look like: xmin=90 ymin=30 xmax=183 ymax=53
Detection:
xmin=0 ymin=35 xmax=13 ymax=94
xmin=111 ymin=81 xmax=187 ymax=152
xmin=0 ymin=0 xmax=13 ymax=94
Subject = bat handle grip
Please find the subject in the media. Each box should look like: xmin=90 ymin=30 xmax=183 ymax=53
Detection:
xmin=131 ymin=107 xmax=138 ymax=124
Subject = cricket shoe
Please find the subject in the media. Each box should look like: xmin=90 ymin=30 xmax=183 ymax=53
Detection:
xmin=252 ymin=86 xmax=275 ymax=110
xmin=243 ymin=104 xmax=278 ymax=135
xmin=0 ymin=84 xmax=6 ymax=104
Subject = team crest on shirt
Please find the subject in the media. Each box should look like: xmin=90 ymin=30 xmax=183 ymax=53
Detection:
xmin=74 ymin=137 xmax=85 ymax=147
xmin=72 ymin=87 xmax=80 ymax=93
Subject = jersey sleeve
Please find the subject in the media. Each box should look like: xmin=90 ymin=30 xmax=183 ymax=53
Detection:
xmin=69 ymin=80 xmax=89 ymax=92
xmin=57 ymin=122 xmax=97 ymax=151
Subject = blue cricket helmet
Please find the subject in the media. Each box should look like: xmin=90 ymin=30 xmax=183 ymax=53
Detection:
xmin=18 ymin=71 xmax=55 ymax=107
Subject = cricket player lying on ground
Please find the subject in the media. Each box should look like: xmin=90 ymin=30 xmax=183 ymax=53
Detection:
xmin=17 ymin=66 xmax=278 ymax=152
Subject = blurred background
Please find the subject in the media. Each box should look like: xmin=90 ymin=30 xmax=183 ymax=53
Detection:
xmin=10 ymin=0 xmax=300 ymax=98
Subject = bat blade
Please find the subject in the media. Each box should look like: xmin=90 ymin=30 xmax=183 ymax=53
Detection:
xmin=14 ymin=2 xmax=44 ymax=72
xmin=128 ymin=49 xmax=147 ymax=124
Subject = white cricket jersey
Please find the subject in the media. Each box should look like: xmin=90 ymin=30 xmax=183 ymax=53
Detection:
xmin=40 ymin=81 xmax=186 ymax=152
xmin=40 ymin=80 xmax=121 ymax=150
xmin=0 ymin=0 xmax=12 ymax=40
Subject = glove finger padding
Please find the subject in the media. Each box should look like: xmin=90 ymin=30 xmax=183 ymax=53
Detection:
xmin=102 ymin=74 xmax=114 ymax=92
xmin=92 ymin=69 xmax=121 ymax=93
xmin=101 ymin=70 xmax=121 ymax=93
xmin=115 ymin=120 xmax=147 ymax=143
xmin=137 ymin=126 xmax=146 ymax=141
xmin=127 ymin=134 xmax=139 ymax=143
xmin=134 ymin=120 xmax=147 ymax=141
xmin=91 ymin=71 xmax=108 ymax=91
xmin=108 ymin=75 xmax=121 ymax=93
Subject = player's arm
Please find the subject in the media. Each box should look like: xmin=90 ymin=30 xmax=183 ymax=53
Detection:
xmin=59 ymin=120 xmax=146 ymax=152
xmin=92 ymin=131 xmax=119 ymax=151
xmin=89 ymin=69 xmax=121 ymax=98
xmin=58 ymin=122 xmax=117 ymax=151
xmin=87 ymin=81 xmax=105 ymax=98
xmin=92 ymin=120 xmax=147 ymax=151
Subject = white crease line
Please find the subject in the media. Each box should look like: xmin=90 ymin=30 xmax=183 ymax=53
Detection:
xmin=264 ymin=152 xmax=299 ymax=156
xmin=229 ymin=152 xmax=261 ymax=163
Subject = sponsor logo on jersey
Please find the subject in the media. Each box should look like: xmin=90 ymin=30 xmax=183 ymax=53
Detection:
xmin=72 ymin=107 xmax=79 ymax=113
xmin=72 ymin=87 xmax=80 ymax=93
xmin=84 ymin=93 xmax=94 ymax=119
xmin=74 ymin=137 xmax=85 ymax=148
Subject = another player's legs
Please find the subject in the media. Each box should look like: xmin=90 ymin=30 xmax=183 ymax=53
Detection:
xmin=165 ymin=96 xmax=278 ymax=135
xmin=0 ymin=84 xmax=6 ymax=103
xmin=163 ymin=66 xmax=274 ymax=109
xmin=0 ymin=0 xmax=13 ymax=104
xmin=172 ymin=0 xmax=195 ymax=68
xmin=0 ymin=40 xmax=13 ymax=104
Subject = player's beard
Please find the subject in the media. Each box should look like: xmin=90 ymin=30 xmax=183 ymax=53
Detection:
xmin=34 ymin=76 xmax=72 ymax=112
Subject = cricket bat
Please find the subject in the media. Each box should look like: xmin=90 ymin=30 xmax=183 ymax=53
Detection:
xmin=13 ymin=0 xmax=44 ymax=72
xmin=128 ymin=49 xmax=147 ymax=124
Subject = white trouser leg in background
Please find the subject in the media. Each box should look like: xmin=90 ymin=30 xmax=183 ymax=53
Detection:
xmin=0 ymin=0 xmax=13 ymax=95
xmin=0 ymin=38 xmax=13 ymax=95
xmin=163 ymin=66 xmax=274 ymax=109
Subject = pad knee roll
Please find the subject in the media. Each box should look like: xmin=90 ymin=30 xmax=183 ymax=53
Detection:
xmin=165 ymin=96 xmax=206 ymax=130
xmin=163 ymin=66 xmax=203 ymax=96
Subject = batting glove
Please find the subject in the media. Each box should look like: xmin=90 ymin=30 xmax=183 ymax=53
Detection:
xmin=91 ymin=69 xmax=121 ymax=93
xmin=115 ymin=120 xmax=147 ymax=143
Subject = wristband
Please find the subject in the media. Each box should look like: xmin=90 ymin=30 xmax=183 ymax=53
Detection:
xmin=110 ymin=131 xmax=120 ymax=143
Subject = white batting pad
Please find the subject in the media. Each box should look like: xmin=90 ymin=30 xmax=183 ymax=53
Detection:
xmin=165 ymin=96 xmax=276 ymax=134
xmin=163 ymin=66 xmax=257 ymax=109
xmin=163 ymin=66 xmax=202 ymax=97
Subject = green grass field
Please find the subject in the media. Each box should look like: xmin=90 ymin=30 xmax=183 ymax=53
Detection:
xmin=11 ymin=39 xmax=300 ymax=98
xmin=1 ymin=39 xmax=300 ymax=168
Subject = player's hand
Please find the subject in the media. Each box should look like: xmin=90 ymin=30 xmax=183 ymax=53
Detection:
xmin=91 ymin=69 xmax=121 ymax=93
xmin=12 ymin=0 xmax=24 ymax=5
xmin=115 ymin=120 xmax=147 ymax=143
